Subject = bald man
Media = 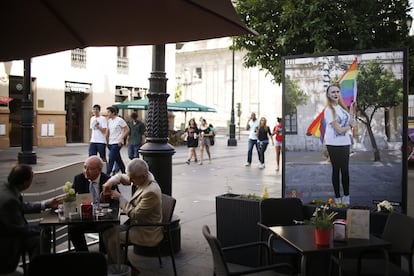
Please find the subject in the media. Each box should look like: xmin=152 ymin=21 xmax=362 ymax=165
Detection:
xmin=68 ymin=156 xmax=119 ymax=252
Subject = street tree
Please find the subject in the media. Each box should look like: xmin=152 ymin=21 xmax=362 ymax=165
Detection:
xmin=356 ymin=60 xmax=404 ymax=161
xmin=233 ymin=0 xmax=411 ymax=84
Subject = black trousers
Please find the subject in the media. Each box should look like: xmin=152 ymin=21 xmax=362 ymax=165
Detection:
xmin=326 ymin=145 xmax=350 ymax=198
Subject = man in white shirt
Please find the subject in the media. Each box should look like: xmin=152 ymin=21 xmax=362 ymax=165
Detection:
xmin=105 ymin=106 xmax=129 ymax=175
xmin=89 ymin=104 xmax=108 ymax=162
xmin=245 ymin=112 xmax=260 ymax=166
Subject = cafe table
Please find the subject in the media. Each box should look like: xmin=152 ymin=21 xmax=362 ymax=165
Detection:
xmin=40 ymin=206 xmax=120 ymax=253
xmin=269 ymin=225 xmax=391 ymax=276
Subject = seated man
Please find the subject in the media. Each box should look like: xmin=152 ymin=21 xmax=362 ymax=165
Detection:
xmin=102 ymin=159 xmax=163 ymax=266
xmin=0 ymin=164 xmax=60 ymax=273
xmin=68 ymin=156 xmax=119 ymax=252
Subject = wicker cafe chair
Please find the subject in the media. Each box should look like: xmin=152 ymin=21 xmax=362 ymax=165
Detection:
xmin=258 ymin=198 xmax=304 ymax=272
xmin=339 ymin=212 xmax=414 ymax=276
xmin=123 ymin=193 xmax=177 ymax=276
xmin=202 ymin=225 xmax=294 ymax=276
xmin=28 ymin=252 xmax=107 ymax=276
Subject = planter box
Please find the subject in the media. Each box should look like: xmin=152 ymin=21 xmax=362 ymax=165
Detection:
xmin=216 ymin=193 xmax=261 ymax=266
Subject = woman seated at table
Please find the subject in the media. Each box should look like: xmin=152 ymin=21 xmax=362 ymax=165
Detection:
xmin=68 ymin=156 xmax=119 ymax=252
xmin=101 ymin=158 xmax=163 ymax=267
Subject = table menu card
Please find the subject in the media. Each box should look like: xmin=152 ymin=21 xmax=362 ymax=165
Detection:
xmin=346 ymin=209 xmax=370 ymax=239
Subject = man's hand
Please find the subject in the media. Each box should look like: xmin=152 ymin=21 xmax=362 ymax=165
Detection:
xmin=102 ymin=182 xmax=113 ymax=194
xmin=46 ymin=198 xmax=62 ymax=209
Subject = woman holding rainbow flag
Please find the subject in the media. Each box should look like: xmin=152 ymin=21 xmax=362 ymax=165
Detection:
xmin=324 ymin=83 xmax=356 ymax=205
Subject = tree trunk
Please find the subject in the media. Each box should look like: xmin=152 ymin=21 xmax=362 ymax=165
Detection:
xmin=360 ymin=110 xmax=381 ymax=161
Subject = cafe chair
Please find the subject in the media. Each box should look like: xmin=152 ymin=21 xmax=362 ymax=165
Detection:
xmin=27 ymin=252 xmax=107 ymax=276
xmin=122 ymin=193 xmax=177 ymax=276
xmin=202 ymin=225 xmax=294 ymax=276
xmin=339 ymin=212 xmax=414 ymax=276
xmin=257 ymin=198 xmax=304 ymax=271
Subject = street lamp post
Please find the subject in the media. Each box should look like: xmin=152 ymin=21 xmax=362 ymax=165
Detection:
xmin=140 ymin=45 xmax=175 ymax=196
xmin=227 ymin=43 xmax=237 ymax=146
xmin=18 ymin=58 xmax=36 ymax=164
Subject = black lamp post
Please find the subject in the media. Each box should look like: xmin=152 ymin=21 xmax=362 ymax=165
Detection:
xmin=18 ymin=58 xmax=37 ymax=164
xmin=227 ymin=42 xmax=237 ymax=146
xmin=140 ymin=45 xmax=175 ymax=196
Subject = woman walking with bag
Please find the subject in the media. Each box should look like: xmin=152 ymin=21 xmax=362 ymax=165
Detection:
xmin=198 ymin=118 xmax=212 ymax=165
xmin=257 ymin=117 xmax=273 ymax=169
xmin=184 ymin=118 xmax=199 ymax=164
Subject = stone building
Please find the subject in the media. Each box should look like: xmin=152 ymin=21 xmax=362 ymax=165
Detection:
xmin=0 ymin=45 xmax=176 ymax=149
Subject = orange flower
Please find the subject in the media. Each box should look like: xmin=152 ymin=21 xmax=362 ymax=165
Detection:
xmin=328 ymin=198 xmax=333 ymax=205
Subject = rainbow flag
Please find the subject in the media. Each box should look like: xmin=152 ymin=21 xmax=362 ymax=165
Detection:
xmin=306 ymin=108 xmax=326 ymax=143
xmin=306 ymin=58 xmax=358 ymax=142
xmin=338 ymin=58 xmax=358 ymax=107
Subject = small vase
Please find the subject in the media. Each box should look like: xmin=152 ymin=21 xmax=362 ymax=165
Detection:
xmin=63 ymin=201 xmax=77 ymax=218
xmin=315 ymin=228 xmax=331 ymax=246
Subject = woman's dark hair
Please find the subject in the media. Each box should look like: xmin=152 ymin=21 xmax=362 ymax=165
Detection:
xmin=8 ymin=164 xmax=33 ymax=187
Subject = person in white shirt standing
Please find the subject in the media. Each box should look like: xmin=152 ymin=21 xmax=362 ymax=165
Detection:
xmin=89 ymin=104 xmax=108 ymax=162
xmin=324 ymin=84 xmax=356 ymax=205
xmin=105 ymin=106 xmax=129 ymax=175
xmin=245 ymin=112 xmax=260 ymax=167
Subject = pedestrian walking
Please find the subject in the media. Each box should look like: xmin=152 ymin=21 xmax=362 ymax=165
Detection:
xmin=257 ymin=117 xmax=273 ymax=169
xmin=184 ymin=118 xmax=199 ymax=164
xmin=127 ymin=112 xmax=145 ymax=160
xmin=105 ymin=106 xmax=129 ymax=175
xmin=245 ymin=112 xmax=260 ymax=166
xmin=272 ymin=117 xmax=283 ymax=171
xmin=198 ymin=118 xmax=212 ymax=164
xmin=88 ymin=104 xmax=107 ymax=162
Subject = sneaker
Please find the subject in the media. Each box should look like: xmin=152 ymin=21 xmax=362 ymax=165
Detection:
xmin=342 ymin=195 xmax=350 ymax=205
xmin=334 ymin=197 xmax=342 ymax=204
xmin=198 ymin=162 xmax=203 ymax=165
xmin=244 ymin=162 xmax=251 ymax=167
xmin=259 ymin=163 xmax=265 ymax=169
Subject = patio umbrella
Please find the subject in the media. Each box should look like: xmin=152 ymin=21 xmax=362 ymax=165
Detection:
xmin=168 ymin=100 xmax=216 ymax=123
xmin=114 ymin=99 xmax=150 ymax=110
xmin=0 ymin=0 xmax=256 ymax=61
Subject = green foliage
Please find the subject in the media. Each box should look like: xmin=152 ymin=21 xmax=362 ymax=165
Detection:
xmin=234 ymin=0 xmax=412 ymax=84
xmin=285 ymin=75 xmax=308 ymax=115
xmin=174 ymin=85 xmax=182 ymax=103
xmin=308 ymin=205 xmax=338 ymax=230
xmin=357 ymin=60 xmax=403 ymax=113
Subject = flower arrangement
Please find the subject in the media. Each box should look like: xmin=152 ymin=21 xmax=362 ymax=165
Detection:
xmin=62 ymin=181 xmax=76 ymax=202
xmin=308 ymin=205 xmax=338 ymax=230
xmin=377 ymin=200 xmax=394 ymax=213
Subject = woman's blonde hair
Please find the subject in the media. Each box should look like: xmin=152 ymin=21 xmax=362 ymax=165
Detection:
xmin=259 ymin=117 xmax=269 ymax=132
xmin=326 ymin=83 xmax=349 ymax=119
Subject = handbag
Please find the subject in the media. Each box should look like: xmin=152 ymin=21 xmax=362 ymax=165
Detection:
xmin=210 ymin=136 xmax=215 ymax=146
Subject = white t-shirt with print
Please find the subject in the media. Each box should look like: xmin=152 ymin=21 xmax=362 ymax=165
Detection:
xmin=248 ymin=119 xmax=259 ymax=140
xmin=324 ymin=105 xmax=352 ymax=146
xmin=107 ymin=116 xmax=127 ymax=145
xmin=90 ymin=115 xmax=107 ymax=143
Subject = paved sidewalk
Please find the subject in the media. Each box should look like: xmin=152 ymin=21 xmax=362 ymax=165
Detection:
xmin=0 ymin=134 xmax=282 ymax=276
xmin=1 ymin=135 xmax=412 ymax=275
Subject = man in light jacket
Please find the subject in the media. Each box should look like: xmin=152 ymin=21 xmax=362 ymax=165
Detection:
xmin=102 ymin=158 xmax=162 ymax=265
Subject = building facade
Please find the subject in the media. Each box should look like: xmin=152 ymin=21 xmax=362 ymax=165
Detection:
xmin=0 ymin=45 xmax=176 ymax=149
xmin=175 ymin=38 xmax=282 ymax=131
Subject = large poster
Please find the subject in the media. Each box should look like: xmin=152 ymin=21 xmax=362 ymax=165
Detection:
xmin=282 ymin=49 xmax=407 ymax=211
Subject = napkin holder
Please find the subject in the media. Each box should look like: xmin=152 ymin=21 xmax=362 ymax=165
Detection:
xmin=333 ymin=219 xmax=347 ymax=241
